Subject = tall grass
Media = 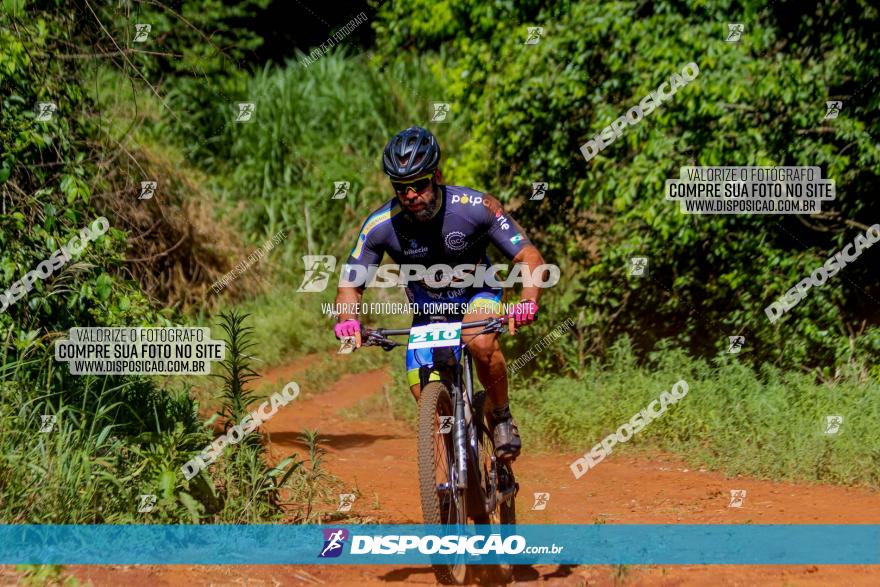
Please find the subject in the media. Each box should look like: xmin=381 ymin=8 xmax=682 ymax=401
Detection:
xmin=0 ymin=355 xmax=209 ymax=523
xmin=519 ymin=337 xmax=880 ymax=487
xmin=377 ymin=335 xmax=880 ymax=487
xmin=0 ymin=312 xmax=339 ymax=524
xmin=207 ymin=51 xmax=461 ymax=258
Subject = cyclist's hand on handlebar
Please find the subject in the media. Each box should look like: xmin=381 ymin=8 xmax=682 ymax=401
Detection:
xmin=507 ymin=299 xmax=538 ymax=335
xmin=334 ymin=318 xmax=362 ymax=348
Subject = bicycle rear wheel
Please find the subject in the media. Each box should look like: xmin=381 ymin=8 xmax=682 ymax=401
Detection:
xmin=418 ymin=381 xmax=468 ymax=584
xmin=472 ymin=391 xmax=516 ymax=583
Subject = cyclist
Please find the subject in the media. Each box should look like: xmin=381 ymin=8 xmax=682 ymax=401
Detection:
xmin=333 ymin=126 xmax=546 ymax=462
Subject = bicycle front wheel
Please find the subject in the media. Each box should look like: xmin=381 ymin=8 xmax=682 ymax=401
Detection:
xmin=418 ymin=381 xmax=468 ymax=584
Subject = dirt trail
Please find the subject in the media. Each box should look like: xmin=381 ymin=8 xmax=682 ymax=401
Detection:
xmin=58 ymin=355 xmax=880 ymax=586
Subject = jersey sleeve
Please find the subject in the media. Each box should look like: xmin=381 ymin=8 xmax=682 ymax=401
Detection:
xmin=340 ymin=213 xmax=385 ymax=287
xmin=480 ymin=194 xmax=531 ymax=259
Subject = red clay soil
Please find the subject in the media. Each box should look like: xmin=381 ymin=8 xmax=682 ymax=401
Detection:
xmin=28 ymin=355 xmax=880 ymax=586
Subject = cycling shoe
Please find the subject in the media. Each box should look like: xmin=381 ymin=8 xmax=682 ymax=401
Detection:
xmin=491 ymin=406 xmax=522 ymax=462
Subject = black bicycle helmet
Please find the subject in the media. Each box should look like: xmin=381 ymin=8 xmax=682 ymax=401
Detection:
xmin=382 ymin=126 xmax=441 ymax=181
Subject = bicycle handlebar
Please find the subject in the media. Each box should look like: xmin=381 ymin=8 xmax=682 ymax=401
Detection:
xmin=360 ymin=317 xmax=506 ymax=350
xmin=368 ymin=317 xmax=503 ymax=337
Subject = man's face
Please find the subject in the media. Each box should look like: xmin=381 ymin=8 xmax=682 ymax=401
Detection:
xmin=393 ymin=170 xmax=441 ymax=221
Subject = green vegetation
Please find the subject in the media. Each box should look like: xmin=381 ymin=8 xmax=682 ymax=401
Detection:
xmin=0 ymin=3 xmax=340 ymax=526
xmin=516 ymin=338 xmax=880 ymax=486
xmin=380 ymin=336 xmax=880 ymax=487
xmin=373 ymin=0 xmax=880 ymax=374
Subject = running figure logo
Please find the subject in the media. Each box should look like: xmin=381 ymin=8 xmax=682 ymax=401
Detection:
xmin=138 ymin=494 xmax=157 ymax=513
xmin=332 ymin=181 xmax=350 ymax=199
xmin=36 ymin=102 xmax=57 ymax=122
xmin=337 ymin=494 xmax=356 ymax=512
xmin=319 ymin=528 xmax=349 ymax=558
xmin=824 ymin=415 xmax=843 ymax=435
xmin=727 ymin=336 xmax=745 ymax=354
xmin=524 ymin=27 xmax=544 ymax=45
xmin=530 ymin=182 xmax=548 ymax=201
xmin=531 ymin=492 xmax=550 ymax=510
xmin=431 ymin=102 xmax=450 ymax=122
xmin=133 ymin=24 xmax=151 ymax=43
xmin=297 ymin=255 xmax=337 ymax=292
xmin=726 ymin=23 xmax=744 ymax=42
xmin=139 ymin=181 xmax=157 ymax=200
xmin=824 ymin=101 xmax=843 ymax=120
xmin=438 ymin=416 xmax=454 ymax=434
xmin=728 ymin=489 xmax=746 ymax=508
xmin=337 ymin=336 xmax=356 ymax=355
xmin=39 ymin=415 xmax=56 ymax=432
xmin=629 ymin=257 xmax=648 ymax=277
xmin=235 ymin=102 xmax=256 ymax=122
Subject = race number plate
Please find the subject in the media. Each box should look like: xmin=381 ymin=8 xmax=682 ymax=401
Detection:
xmin=408 ymin=322 xmax=462 ymax=350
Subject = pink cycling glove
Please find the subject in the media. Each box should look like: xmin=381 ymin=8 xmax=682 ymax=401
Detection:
xmin=334 ymin=319 xmax=361 ymax=339
xmin=508 ymin=300 xmax=538 ymax=327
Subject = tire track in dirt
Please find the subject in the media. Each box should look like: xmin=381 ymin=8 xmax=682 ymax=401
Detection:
xmin=56 ymin=354 xmax=880 ymax=586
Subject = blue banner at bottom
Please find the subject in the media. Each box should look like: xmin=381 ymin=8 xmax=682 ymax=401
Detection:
xmin=1 ymin=524 xmax=878 ymax=565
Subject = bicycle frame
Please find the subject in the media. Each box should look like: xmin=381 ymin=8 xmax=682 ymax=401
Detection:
xmin=362 ymin=316 xmax=507 ymax=519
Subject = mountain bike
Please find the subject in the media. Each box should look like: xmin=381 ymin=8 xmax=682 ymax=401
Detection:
xmin=360 ymin=316 xmax=518 ymax=584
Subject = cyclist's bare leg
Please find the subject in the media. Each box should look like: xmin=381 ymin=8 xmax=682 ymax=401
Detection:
xmin=462 ymin=302 xmax=521 ymax=459
xmin=461 ymin=306 xmax=507 ymax=409
xmin=409 ymin=384 xmax=421 ymax=402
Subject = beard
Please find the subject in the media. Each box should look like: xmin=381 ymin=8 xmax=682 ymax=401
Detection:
xmin=405 ymin=184 xmax=440 ymax=222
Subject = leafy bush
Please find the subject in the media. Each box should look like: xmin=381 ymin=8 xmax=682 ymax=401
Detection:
xmin=372 ymin=0 xmax=880 ymax=373
xmin=0 ymin=3 xmax=335 ymax=525
xmin=513 ymin=336 xmax=880 ymax=487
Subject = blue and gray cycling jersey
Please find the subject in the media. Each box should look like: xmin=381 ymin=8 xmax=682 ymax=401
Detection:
xmin=342 ymin=185 xmax=532 ymax=387
xmin=342 ymin=184 xmax=530 ymax=306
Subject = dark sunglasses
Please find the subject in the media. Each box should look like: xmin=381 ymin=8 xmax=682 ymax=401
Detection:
xmin=391 ymin=173 xmax=434 ymax=196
